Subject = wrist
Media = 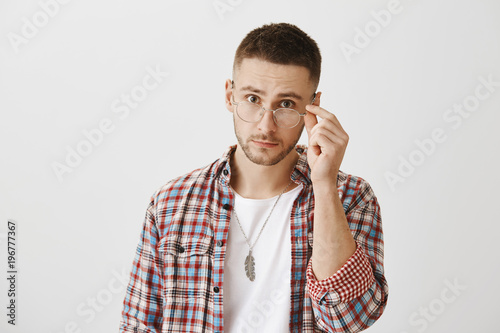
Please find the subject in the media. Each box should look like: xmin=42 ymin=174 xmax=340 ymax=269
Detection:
xmin=312 ymin=177 xmax=338 ymax=195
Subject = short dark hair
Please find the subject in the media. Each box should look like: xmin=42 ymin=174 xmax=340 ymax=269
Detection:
xmin=233 ymin=23 xmax=322 ymax=89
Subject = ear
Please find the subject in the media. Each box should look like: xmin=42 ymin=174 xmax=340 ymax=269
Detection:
xmin=225 ymin=79 xmax=233 ymax=113
xmin=312 ymin=91 xmax=322 ymax=106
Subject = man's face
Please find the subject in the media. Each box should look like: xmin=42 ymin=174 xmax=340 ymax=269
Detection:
xmin=225 ymin=58 xmax=317 ymax=166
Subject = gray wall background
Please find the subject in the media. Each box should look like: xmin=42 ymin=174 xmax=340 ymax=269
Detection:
xmin=1 ymin=0 xmax=499 ymax=332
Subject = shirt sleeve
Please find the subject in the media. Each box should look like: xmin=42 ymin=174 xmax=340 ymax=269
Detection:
xmin=306 ymin=193 xmax=389 ymax=332
xmin=307 ymin=242 xmax=375 ymax=305
xmin=119 ymin=198 xmax=164 ymax=332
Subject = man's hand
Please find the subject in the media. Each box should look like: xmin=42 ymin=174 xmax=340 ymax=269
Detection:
xmin=304 ymin=95 xmax=349 ymax=186
xmin=303 ymin=94 xmax=356 ymax=279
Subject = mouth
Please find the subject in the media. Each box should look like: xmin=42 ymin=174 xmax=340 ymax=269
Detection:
xmin=252 ymin=140 xmax=279 ymax=148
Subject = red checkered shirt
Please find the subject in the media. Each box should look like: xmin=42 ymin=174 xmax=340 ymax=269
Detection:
xmin=120 ymin=145 xmax=388 ymax=332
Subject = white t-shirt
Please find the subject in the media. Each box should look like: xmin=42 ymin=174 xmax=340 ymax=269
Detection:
xmin=223 ymin=184 xmax=303 ymax=332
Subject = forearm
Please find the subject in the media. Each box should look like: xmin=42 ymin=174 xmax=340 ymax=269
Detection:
xmin=311 ymin=180 xmax=356 ymax=280
xmin=307 ymin=176 xmax=388 ymax=331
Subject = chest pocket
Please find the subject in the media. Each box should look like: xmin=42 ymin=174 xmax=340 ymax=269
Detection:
xmin=158 ymin=234 xmax=213 ymax=300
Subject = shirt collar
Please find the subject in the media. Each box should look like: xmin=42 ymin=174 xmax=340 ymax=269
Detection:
xmin=215 ymin=144 xmax=312 ymax=187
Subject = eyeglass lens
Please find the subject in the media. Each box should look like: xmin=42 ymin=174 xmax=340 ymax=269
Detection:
xmin=237 ymin=102 xmax=300 ymax=128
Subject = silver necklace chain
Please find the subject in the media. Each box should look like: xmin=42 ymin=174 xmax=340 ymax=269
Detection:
xmin=232 ymin=179 xmax=294 ymax=281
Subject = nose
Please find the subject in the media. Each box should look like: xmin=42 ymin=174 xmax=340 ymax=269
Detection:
xmin=257 ymin=107 xmax=277 ymax=133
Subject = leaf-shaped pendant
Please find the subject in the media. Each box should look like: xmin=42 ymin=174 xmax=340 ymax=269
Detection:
xmin=244 ymin=250 xmax=255 ymax=281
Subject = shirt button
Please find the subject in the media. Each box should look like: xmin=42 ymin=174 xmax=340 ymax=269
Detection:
xmin=217 ymin=240 xmax=223 ymax=247
xmin=213 ymin=286 xmax=220 ymax=293
xmin=222 ymin=203 xmax=230 ymax=210
xmin=178 ymin=246 xmax=185 ymax=253
xmin=223 ymin=169 xmax=228 ymax=176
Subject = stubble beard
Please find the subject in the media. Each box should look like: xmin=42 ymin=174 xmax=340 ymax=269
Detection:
xmin=234 ymin=118 xmax=304 ymax=166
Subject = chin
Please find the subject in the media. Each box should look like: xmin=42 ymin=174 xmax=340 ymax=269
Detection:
xmin=244 ymin=142 xmax=296 ymax=166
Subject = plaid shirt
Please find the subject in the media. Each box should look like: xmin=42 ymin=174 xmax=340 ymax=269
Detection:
xmin=120 ymin=145 xmax=388 ymax=332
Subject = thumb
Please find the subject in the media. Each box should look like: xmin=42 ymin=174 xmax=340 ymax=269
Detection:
xmin=304 ymin=110 xmax=318 ymax=138
xmin=304 ymin=91 xmax=321 ymax=138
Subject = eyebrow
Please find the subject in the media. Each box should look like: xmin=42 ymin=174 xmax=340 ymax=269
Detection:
xmin=238 ymin=85 xmax=304 ymax=101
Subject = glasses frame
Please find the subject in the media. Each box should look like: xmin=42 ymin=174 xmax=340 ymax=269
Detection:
xmin=230 ymin=82 xmax=317 ymax=129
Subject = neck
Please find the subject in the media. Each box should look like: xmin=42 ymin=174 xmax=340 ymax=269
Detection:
xmin=229 ymin=145 xmax=300 ymax=199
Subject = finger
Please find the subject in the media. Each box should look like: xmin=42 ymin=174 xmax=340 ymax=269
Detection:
xmin=308 ymin=130 xmax=336 ymax=154
xmin=310 ymin=123 xmax=340 ymax=143
xmin=310 ymin=119 xmax=349 ymax=143
xmin=304 ymin=110 xmax=318 ymax=138
xmin=305 ymin=105 xmax=345 ymax=132
xmin=309 ymin=132 xmax=347 ymax=165
xmin=304 ymin=91 xmax=321 ymax=137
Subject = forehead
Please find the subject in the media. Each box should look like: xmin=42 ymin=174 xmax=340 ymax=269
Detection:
xmin=234 ymin=58 xmax=314 ymax=96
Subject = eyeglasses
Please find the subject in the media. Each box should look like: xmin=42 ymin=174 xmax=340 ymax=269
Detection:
xmin=231 ymin=88 xmax=316 ymax=129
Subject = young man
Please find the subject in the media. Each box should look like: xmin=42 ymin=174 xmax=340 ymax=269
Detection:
xmin=119 ymin=23 xmax=388 ymax=332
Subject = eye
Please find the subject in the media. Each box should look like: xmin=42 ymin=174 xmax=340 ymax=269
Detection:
xmin=246 ymin=95 xmax=260 ymax=104
xmin=280 ymin=100 xmax=295 ymax=109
